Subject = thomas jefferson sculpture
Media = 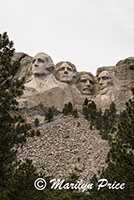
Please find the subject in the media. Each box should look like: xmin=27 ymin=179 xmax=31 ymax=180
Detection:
xmin=54 ymin=61 xmax=77 ymax=84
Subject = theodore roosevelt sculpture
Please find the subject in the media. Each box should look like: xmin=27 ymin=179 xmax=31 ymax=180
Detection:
xmin=77 ymin=72 xmax=95 ymax=95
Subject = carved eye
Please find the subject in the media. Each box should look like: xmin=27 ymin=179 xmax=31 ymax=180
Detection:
xmin=81 ymin=79 xmax=87 ymax=83
xmin=59 ymin=67 xmax=65 ymax=71
xmin=37 ymin=58 xmax=45 ymax=63
xmin=102 ymin=76 xmax=109 ymax=80
xmin=67 ymin=67 xmax=72 ymax=72
xmin=98 ymin=76 xmax=110 ymax=82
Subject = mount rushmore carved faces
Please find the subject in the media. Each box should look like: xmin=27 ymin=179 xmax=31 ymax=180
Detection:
xmin=54 ymin=61 xmax=77 ymax=83
xmin=97 ymin=70 xmax=114 ymax=95
xmin=32 ymin=53 xmax=54 ymax=77
xmin=77 ymin=72 xmax=95 ymax=95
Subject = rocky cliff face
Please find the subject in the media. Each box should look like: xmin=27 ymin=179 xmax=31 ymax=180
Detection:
xmin=14 ymin=52 xmax=134 ymax=113
xmin=14 ymin=52 xmax=134 ymax=181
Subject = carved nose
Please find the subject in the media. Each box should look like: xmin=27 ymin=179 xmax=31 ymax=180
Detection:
xmin=86 ymin=80 xmax=90 ymax=86
xmin=34 ymin=60 xmax=39 ymax=67
xmin=64 ymin=70 xmax=68 ymax=74
xmin=99 ymin=79 xmax=103 ymax=84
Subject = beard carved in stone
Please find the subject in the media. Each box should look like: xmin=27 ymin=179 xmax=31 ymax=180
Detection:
xmin=77 ymin=72 xmax=95 ymax=95
xmin=32 ymin=53 xmax=54 ymax=77
xmin=54 ymin=61 xmax=76 ymax=83
xmin=98 ymin=70 xmax=113 ymax=95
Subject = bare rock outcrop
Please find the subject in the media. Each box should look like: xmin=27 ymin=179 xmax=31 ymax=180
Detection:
xmin=14 ymin=52 xmax=134 ymax=181
xmin=13 ymin=52 xmax=134 ymax=113
xmin=94 ymin=57 xmax=134 ymax=112
xmin=12 ymin=52 xmax=33 ymax=81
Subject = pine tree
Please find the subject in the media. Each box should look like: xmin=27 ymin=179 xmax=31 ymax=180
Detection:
xmin=72 ymin=109 xmax=78 ymax=118
xmin=82 ymin=100 xmax=97 ymax=127
xmin=83 ymin=98 xmax=89 ymax=106
xmin=0 ymin=32 xmax=32 ymax=199
xmin=90 ymin=89 xmax=134 ymax=199
xmin=45 ymin=108 xmax=53 ymax=122
xmin=82 ymin=99 xmax=117 ymax=140
xmin=62 ymin=102 xmax=73 ymax=115
xmin=34 ymin=118 xmax=40 ymax=127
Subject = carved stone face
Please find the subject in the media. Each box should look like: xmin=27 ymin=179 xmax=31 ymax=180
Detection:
xmin=32 ymin=53 xmax=54 ymax=76
xmin=98 ymin=71 xmax=113 ymax=95
xmin=56 ymin=63 xmax=74 ymax=83
xmin=78 ymin=73 xmax=94 ymax=95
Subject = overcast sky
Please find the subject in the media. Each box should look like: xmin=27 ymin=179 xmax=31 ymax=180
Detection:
xmin=1 ymin=0 xmax=134 ymax=75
